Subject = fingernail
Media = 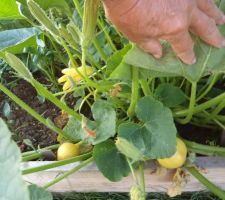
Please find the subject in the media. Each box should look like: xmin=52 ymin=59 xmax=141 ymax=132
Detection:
xmin=190 ymin=57 xmax=196 ymax=65
xmin=221 ymin=40 xmax=225 ymax=48
xmin=217 ymin=15 xmax=225 ymax=25
xmin=153 ymin=53 xmax=161 ymax=59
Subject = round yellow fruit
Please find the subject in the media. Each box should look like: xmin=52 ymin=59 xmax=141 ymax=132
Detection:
xmin=57 ymin=142 xmax=80 ymax=161
xmin=157 ymin=138 xmax=187 ymax=169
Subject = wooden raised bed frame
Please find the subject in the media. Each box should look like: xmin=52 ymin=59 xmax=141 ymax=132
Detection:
xmin=22 ymin=157 xmax=225 ymax=193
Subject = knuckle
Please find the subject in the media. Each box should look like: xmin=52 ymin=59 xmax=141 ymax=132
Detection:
xmin=166 ymin=16 xmax=187 ymax=34
xmin=205 ymin=19 xmax=217 ymax=34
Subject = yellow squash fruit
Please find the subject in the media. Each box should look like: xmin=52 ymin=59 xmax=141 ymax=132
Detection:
xmin=57 ymin=142 xmax=80 ymax=161
xmin=157 ymin=138 xmax=187 ymax=169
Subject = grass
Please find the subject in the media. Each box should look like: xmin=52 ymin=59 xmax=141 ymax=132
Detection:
xmin=53 ymin=192 xmax=220 ymax=200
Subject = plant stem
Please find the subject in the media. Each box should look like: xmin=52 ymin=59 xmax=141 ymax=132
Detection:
xmin=140 ymin=79 xmax=152 ymax=96
xmin=93 ymin=39 xmax=108 ymax=62
xmin=73 ymin=0 xmax=108 ymax=62
xmin=174 ymin=92 xmax=225 ymax=117
xmin=127 ymin=66 xmax=139 ymax=118
xmin=139 ymin=162 xmax=146 ymax=194
xmin=184 ymin=139 xmax=225 ymax=157
xmin=196 ymin=74 xmax=219 ymax=102
xmin=178 ymin=82 xmax=197 ymax=124
xmin=97 ymin=19 xmax=117 ymax=52
xmin=22 ymin=152 xmax=43 ymax=162
xmin=0 ymin=83 xmax=70 ymax=139
xmin=127 ymin=158 xmax=139 ymax=184
xmin=43 ymin=157 xmax=93 ymax=189
xmin=186 ymin=166 xmax=225 ymax=200
xmin=206 ymin=99 xmax=225 ymax=122
xmin=22 ymin=152 xmax=92 ymax=175
xmin=22 ymin=144 xmax=60 ymax=157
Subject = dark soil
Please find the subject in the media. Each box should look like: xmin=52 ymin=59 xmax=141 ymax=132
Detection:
xmin=177 ymin=124 xmax=222 ymax=146
xmin=0 ymin=78 xmax=60 ymax=152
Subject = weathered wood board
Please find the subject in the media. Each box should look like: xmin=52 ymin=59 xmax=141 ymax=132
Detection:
xmin=22 ymin=157 xmax=225 ymax=192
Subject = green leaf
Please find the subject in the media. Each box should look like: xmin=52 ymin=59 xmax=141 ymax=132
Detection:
xmin=136 ymin=96 xmax=177 ymax=158
xmin=0 ymin=118 xmax=30 ymax=200
xmin=109 ymin=62 xmax=132 ymax=81
xmin=29 ymin=184 xmax=53 ymax=200
xmin=124 ymin=1 xmax=225 ymax=82
xmin=17 ymin=0 xmax=71 ymax=14
xmin=91 ymin=100 xmax=116 ymax=144
xmin=0 ymin=27 xmax=41 ymax=54
xmin=0 ymin=0 xmax=23 ymax=20
xmin=117 ymin=123 xmax=152 ymax=160
xmin=34 ymin=0 xmax=71 ymax=13
xmin=64 ymin=100 xmax=116 ymax=145
xmin=106 ymin=44 xmax=132 ymax=76
xmin=93 ymin=140 xmax=130 ymax=182
xmin=4 ymin=52 xmax=33 ymax=82
xmin=154 ymin=83 xmax=186 ymax=107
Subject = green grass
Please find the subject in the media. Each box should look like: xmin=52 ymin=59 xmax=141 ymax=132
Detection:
xmin=53 ymin=192 xmax=220 ymax=200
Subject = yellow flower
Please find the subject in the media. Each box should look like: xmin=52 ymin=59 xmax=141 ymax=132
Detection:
xmin=58 ymin=66 xmax=94 ymax=91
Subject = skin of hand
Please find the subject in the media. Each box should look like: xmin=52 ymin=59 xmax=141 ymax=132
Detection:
xmin=103 ymin=0 xmax=225 ymax=64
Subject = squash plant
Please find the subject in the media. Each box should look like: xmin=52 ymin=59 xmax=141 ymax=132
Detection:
xmin=1 ymin=0 xmax=225 ymax=200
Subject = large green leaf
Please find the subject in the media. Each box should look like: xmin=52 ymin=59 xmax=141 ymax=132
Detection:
xmin=136 ymin=96 xmax=177 ymax=158
xmin=124 ymin=1 xmax=225 ymax=82
xmin=93 ymin=140 xmax=130 ymax=182
xmin=106 ymin=44 xmax=131 ymax=76
xmin=17 ymin=0 xmax=71 ymax=13
xmin=0 ymin=0 xmax=23 ymax=20
xmin=154 ymin=83 xmax=186 ymax=108
xmin=64 ymin=100 xmax=116 ymax=145
xmin=0 ymin=27 xmax=41 ymax=54
xmin=0 ymin=118 xmax=29 ymax=200
xmin=118 ymin=122 xmax=152 ymax=160
xmin=29 ymin=185 xmax=53 ymax=200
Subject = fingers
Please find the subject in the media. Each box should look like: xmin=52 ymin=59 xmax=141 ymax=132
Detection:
xmin=164 ymin=31 xmax=196 ymax=65
xmin=196 ymin=0 xmax=225 ymax=25
xmin=138 ymin=39 xmax=163 ymax=59
xmin=190 ymin=9 xmax=225 ymax=48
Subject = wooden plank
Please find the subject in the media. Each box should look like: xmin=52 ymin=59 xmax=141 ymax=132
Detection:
xmin=22 ymin=157 xmax=225 ymax=192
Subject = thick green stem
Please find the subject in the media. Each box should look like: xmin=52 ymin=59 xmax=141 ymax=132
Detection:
xmin=127 ymin=66 xmax=139 ymax=118
xmin=174 ymin=92 xmax=225 ymax=118
xmin=97 ymin=19 xmax=117 ymax=52
xmin=196 ymin=74 xmax=219 ymax=102
xmin=22 ymin=152 xmax=92 ymax=175
xmin=139 ymin=162 xmax=146 ymax=194
xmin=93 ymin=39 xmax=108 ymax=62
xmin=140 ymin=79 xmax=152 ymax=96
xmin=22 ymin=144 xmax=59 ymax=157
xmin=186 ymin=166 xmax=225 ymax=200
xmin=22 ymin=152 xmax=43 ymax=162
xmin=206 ymin=99 xmax=225 ymax=122
xmin=178 ymin=82 xmax=197 ymax=124
xmin=73 ymin=0 xmax=108 ymax=62
xmin=22 ymin=144 xmax=60 ymax=162
xmin=127 ymin=158 xmax=139 ymax=184
xmin=43 ymin=157 xmax=93 ymax=189
xmin=0 ymin=83 xmax=70 ymax=139
xmin=184 ymin=139 xmax=225 ymax=157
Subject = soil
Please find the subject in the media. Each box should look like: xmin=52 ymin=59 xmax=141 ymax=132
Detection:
xmin=0 ymin=76 xmax=61 ymax=152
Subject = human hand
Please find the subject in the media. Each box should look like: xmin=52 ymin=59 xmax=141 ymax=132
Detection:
xmin=103 ymin=0 xmax=225 ymax=64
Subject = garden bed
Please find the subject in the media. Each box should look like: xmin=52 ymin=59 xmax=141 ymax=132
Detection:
xmin=1 ymin=0 xmax=225 ymax=199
